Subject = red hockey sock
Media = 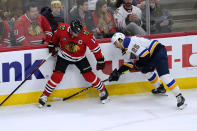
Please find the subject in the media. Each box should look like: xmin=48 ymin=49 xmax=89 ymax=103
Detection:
xmin=82 ymin=71 xmax=105 ymax=91
xmin=43 ymin=72 xmax=64 ymax=96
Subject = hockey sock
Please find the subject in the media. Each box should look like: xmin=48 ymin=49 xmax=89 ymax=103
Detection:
xmin=43 ymin=72 xmax=64 ymax=96
xmin=144 ymin=72 xmax=161 ymax=89
xmin=82 ymin=71 xmax=105 ymax=92
xmin=160 ymin=74 xmax=181 ymax=96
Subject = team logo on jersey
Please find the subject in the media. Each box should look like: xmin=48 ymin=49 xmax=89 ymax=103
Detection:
xmin=78 ymin=40 xmax=82 ymax=44
xmin=28 ymin=23 xmax=42 ymax=36
xmin=65 ymin=41 xmax=80 ymax=53
xmin=59 ymin=25 xmax=65 ymax=30
xmin=83 ymin=30 xmax=89 ymax=35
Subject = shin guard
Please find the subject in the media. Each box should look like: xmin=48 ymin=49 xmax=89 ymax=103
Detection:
xmin=144 ymin=72 xmax=161 ymax=88
xmin=82 ymin=72 xmax=105 ymax=91
xmin=160 ymin=74 xmax=181 ymax=96
xmin=43 ymin=72 xmax=64 ymax=96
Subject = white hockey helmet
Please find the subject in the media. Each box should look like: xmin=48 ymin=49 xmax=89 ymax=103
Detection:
xmin=111 ymin=32 xmax=125 ymax=44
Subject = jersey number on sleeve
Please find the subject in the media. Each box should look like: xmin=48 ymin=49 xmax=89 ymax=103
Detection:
xmin=131 ymin=44 xmax=140 ymax=53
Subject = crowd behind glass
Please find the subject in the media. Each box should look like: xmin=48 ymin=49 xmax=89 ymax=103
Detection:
xmin=0 ymin=0 xmax=174 ymax=47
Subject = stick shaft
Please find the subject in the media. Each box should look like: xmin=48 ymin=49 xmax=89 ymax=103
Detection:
xmin=55 ymin=78 xmax=109 ymax=101
xmin=0 ymin=53 xmax=52 ymax=106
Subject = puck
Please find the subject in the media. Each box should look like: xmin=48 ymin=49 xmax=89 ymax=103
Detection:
xmin=46 ymin=104 xmax=51 ymax=107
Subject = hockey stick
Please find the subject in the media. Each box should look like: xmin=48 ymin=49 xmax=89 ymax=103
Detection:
xmin=52 ymin=69 xmax=129 ymax=102
xmin=52 ymin=78 xmax=109 ymax=101
xmin=0 ymin=53 xmax=52 ymax=106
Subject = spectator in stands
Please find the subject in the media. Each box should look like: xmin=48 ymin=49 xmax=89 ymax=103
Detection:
xmin=87 ymin=0 xmax=137 ymax=13
xmin=0 ymin=11 xmax=11 ymax=47
xmin=23 ymin=0 xmax=51 ymax=11
xmin=136 ymin=0 xmax=146 ymax=9
xmin=92 ymin=0 xmax=116 ymax=38
xmin=116 ymin=0 xmax=137 ymax=8
xmin=41 ymin=0 xmax=64 ymax=33
xmin=14 ymin=2 xmax=52 ymax=46
xmin=113 ymin=0 xmax=146 ymax=36
xmin=142 ymin=0 xmax=173 ymax=34
xmin=88 ymin=0 xmax=98 ymax=11
xmin=69 ymin=0 xmax=96 ymax=34
xmin=51 ymin=0 xmax=64 ymax=25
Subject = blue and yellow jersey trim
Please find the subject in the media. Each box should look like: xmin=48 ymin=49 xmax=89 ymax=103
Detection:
xmin=122 ymin=37 xmax=131 ymax=55
xmin=124 ymin=62 xmax=134 ymax=69
xmin=123 ymin=37 xmax=131 ymax=49
xmin=148 ymin=40 xmax=160 ymax=56
xmin=139 ymin=49 xmax=150 ymax=58
xmin=148 ymin=73 xmax=159 ymax=84
xmin=167 ymin=79 xmax=177 ymax=90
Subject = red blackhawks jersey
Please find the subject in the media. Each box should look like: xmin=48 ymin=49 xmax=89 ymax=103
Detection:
xmin=14 ymin=14 xmax=52 ymax=46
xmin=52 ymin=23 xmax=103 ymax=62
xmin=0 ymin=20 xmax=10 ymax=47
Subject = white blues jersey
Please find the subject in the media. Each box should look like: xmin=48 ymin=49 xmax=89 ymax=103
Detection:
xmin=122 ymin=36 xmax=160 ymax=68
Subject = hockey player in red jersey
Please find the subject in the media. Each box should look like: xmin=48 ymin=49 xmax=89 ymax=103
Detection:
xmin=38 ymin=19 xmax=109 ymax=107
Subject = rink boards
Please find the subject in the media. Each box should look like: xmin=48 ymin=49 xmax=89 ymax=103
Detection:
xmin=0 ymin=31 xmax=197 ymax=106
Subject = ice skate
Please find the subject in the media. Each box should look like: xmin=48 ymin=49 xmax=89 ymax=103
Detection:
xmin=152 ymin=84 xmax=167 ymax=96
xmin=99 ymin=88 xmax=109 ymax=104
xmin=176 ymin=94 xmax=187 ymax=110
xmin=37 ymin=94 xmax=48 ymax=108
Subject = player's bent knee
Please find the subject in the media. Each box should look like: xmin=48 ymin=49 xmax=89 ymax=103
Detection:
xmin=82 ymin=71 xmax=97 ymax=83
xmin=51 ymin=72 xmax=64 ymax=84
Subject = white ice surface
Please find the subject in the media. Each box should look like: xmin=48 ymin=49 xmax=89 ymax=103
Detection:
xmin=0 ymin=89 xmax=197 ymax=131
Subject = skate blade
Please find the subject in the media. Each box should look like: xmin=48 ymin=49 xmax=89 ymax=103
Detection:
xmin=177 ymin=103 xmax=187 ymax=110
xmin=153 ymin=93 xmax=168 ymax=96
xmin=37 ymin=103 xmax=45 ymax=108
xmin=101 ymin=98 xmax=110 ymax=104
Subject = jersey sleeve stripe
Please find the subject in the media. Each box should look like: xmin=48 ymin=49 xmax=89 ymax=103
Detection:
xmin=139 ymin=49 xmax=149 ymax=57
xmin=91 ymin=46 xmax=101 ymax=53
xmin=148 ymin=40 xmax=159 ymax=56
xmin=45 ymin=31 xmax=53 ymax=36
xmin=124 ymin=62 xmax=134 ymax=68
xmin=16 ymin=36 xmax=25 ymax=42
xmin=3 ymin=39 xmax=11 ymax=44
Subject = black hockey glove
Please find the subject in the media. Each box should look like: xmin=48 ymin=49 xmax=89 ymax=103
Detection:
xmin=48 ymin=41 xmax=57 ymax=56
xmin=134 ymin=60 xmax=143 ymax=71
xmin=96 ymin=57 xmax=105 ymax=70
xmin=135 ymin=53 xmax=151 ymax=69
xmin=109 ymin=69 xmax=121 ymax=82
xmin=138 ymin=53 xmax=150 ymax=65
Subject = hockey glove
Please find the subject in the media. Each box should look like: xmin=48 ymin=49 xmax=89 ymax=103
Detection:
xmin=138 ymin=53 xmax=151 ymax=66
xmin=48 ymin=41 xmax=57 ymax=56
xmin=96 ymin=57 xmax=105 ymax=70
xmin=109 ymin=69 xmax=121 ymax=82
xmin=134 ymin=61 xmax=143 ymax=71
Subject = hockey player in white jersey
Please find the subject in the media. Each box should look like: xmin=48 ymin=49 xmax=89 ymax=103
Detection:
xmin=109 ymin=32 xmax=187 ymax=109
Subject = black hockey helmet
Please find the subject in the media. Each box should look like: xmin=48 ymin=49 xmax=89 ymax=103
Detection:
xmin=70 ymin=19 xmax=83 ymax=34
